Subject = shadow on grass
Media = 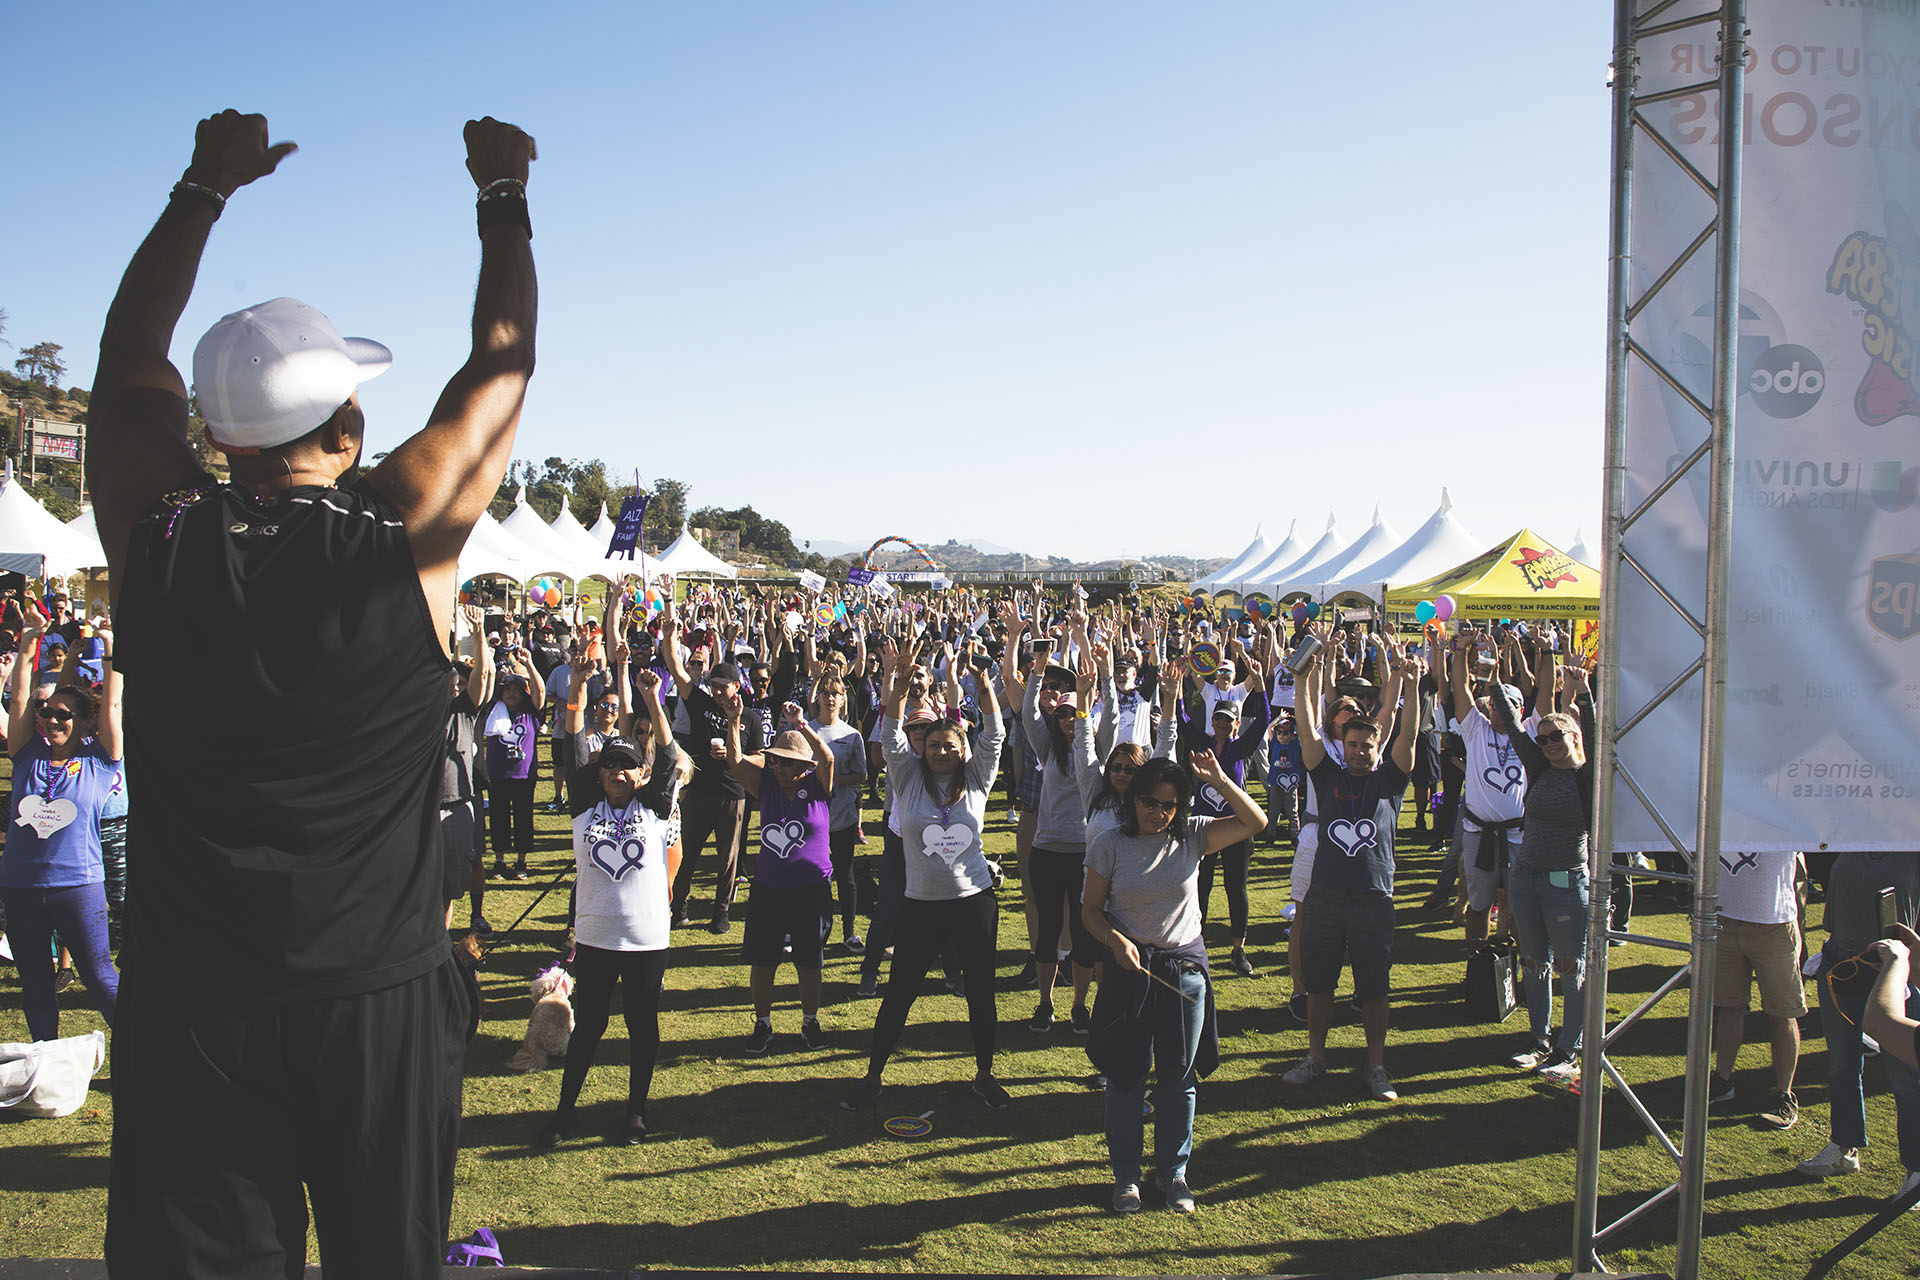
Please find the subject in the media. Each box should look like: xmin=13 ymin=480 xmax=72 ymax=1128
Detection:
xmin=0 ymin=1137 xmax=110 ymax=1192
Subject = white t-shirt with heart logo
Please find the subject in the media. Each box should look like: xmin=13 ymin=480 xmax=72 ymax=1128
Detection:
xmin=881 ymin=711 xmax=1007 ymax=901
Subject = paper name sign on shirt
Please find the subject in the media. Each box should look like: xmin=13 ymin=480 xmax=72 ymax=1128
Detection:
xmin=15 ymin=795 xmax=78 ymax=840
xmin=921 ymin=823 xmax=972 ymax=866
xmin=763 ymin=818 xmax=808 ymax=859
xmin=797 ymin=570 xmax=826 ymax=593
xmin=1325 ymin=817 xmax=1379 ymax=858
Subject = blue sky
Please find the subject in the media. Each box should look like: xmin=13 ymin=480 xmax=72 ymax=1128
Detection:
xmin=9 ymin=2 xmax=1611 ymax=563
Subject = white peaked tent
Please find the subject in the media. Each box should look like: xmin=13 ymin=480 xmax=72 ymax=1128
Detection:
xmin=547 ymin=490 xmax=607 ymax=562
xmin=655 ymin=523 xmax=739 ymax=579
xmin=1241 ymin=514 xmax=1346 ymax=596
xmin=1299 ymin=505 xmax=1403 ymax=598
xmin=66 ymin=506 xmax=108 ymax=574
xmin=458 ymin=511 xmax=544 ymax=585
xmin=1230 ymin=519 xmax=1313 ymax=594
xmin=1192 ymin=524 xmax=1274 ymax=591
xmin=499 ymin=486 xmax=594 ymax=579
xmin=1565 ymin=527 xmax=1593 ymax=566
xmin=0 ymin=460 xmax=99 ymax=576
xmin=588 ymin=503 xmax=619 ymax=547
xmin=1323 ymin=488 xmax=1485 ymax=602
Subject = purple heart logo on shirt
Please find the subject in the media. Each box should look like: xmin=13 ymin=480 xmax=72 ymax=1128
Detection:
xmin=1198 ymin=784 xmax=1225 ymax=810
xmin=763 ymin=818 xmax=809 ymax=859
xmin=1482 ymin=763 xmax=1525 ymax=793
xmin=1325 ymin=817 xmax=1378 ymax=858
xmin=590 ymin=835 xmax=647 ymax=880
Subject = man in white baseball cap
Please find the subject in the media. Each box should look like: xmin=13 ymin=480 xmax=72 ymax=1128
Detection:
xmin=88 ymin=108 xmax=538 ymax=1279
xmin=191 ymin=296 xmax=392 ymax=455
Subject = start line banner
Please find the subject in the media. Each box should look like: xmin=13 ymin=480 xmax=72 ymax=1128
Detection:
xmin=1616 ymin=1 xmax=1920 ymax=851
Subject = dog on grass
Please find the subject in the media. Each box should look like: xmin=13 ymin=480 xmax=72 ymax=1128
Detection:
xmin=508 ymin=964 xmax=574 ymax=1072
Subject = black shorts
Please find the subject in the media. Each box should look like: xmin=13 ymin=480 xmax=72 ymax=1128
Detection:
xmin=440 ymin=800 xmax=477 ymax=901
xmin=743 ymin=880 xmax=834 ymax=969
xmin=107 ymin=955 xmax=475 ymax=1279
xmin=1299 ymin=887 xmax=1395 ymax=1000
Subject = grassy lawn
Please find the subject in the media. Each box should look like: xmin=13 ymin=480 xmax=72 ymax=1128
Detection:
xmin=2 ymin=777 xmax=1915 ymax=1277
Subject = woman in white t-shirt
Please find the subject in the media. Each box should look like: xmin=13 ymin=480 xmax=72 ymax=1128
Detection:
xmin=540 ymin=701 xmax=687 ymax=1149
xmin=839 ymin=637 xmax=1008 ymax=1111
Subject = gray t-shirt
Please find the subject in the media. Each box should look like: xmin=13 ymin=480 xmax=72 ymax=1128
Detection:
xmin=1085 ymin=816 xmax=1214 ymax=950
xmin=1516 ymin=768 xmax=1588 ymax=872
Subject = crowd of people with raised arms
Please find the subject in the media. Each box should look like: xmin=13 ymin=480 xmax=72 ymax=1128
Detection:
xmin=0 ymin=108 xmax=1914 ymax=1277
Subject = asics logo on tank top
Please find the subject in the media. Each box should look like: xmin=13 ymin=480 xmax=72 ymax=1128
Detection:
xmin=1483 ymin=762 xmax=1525 ymax=794
xmin=1198 ymin=783 xmax=1226 ymax=810
xmin=1325 ymin=818 xmax=1379 ymax=858
xmin=1720 ymin=851 xmax=1761 ymax=875
xmin=763 ymin=819 xmax=808 ymax=859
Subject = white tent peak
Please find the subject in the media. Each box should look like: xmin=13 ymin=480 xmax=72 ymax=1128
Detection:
xmin=1368 ymin=503 xmax=1384 ymax=526
xmin=1439 ymin=487 xmax=1453 ymax=515
xmin=1323 ymin=511 xmax=1336 ymax=531
xmin=512 ymin=484 xmax=529 ymax=506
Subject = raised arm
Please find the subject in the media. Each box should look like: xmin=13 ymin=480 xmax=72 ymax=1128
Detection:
xmin=632 ymin=667 xmax=671 ymax=749
xmin=1449 ymin=625 xmax=1475 ymax=723
xmin=91 ymin=625 xmax=124 ymax=762
xmin=1194 ymin=748 xmax=1266 ymax=853
xmin=785 ymin=701 xmax=836 ymax=795
xmin=88 ymin=111 xmax=298 ymax=602
xmin=362 ymin=119 xmax=539 ymax=654
xmin=7 ymin=613 xmax=44 ymax=759
xmin=1389 ymin=647 xmax=1424 ymax=775
xmin=1296 ymin=640 xmax=1327 ymax=773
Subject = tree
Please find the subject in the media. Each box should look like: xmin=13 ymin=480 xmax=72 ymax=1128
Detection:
xmin=14 ymin=341 xmax=65 ymax=388
xmin=646 ymin=477 xmax=689 ymax=546
xmin=0 ymin=307 xmax=10 ymax=350
xmin=689 ymin=503 xmax=801 ymax=565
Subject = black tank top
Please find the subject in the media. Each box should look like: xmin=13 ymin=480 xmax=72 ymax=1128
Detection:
xmin=116 ymin=477 xmax=452 ymax=1001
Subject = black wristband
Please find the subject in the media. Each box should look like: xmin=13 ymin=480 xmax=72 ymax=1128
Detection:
xmin=170 ymin=180 xmax=226 ymax=218
xmin=477 ymin=191 xmax=532 ymax=240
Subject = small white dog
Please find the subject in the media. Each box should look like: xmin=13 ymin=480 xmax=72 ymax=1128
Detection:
xmin=509 ymin=964 xmax=575 ymax=1072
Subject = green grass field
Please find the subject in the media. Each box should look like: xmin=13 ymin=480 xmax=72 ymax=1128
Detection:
xmin=2 ymin=776 xmax=1915 ymax=1277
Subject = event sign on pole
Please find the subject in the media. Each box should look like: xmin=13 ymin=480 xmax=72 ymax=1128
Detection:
xmin=1612 ymin=1 xmax=1920 ymax=857
xmin=606 ymin=494 xmax=650 ymax=560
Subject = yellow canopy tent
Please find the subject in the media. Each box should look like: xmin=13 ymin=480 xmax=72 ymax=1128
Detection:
xmin=1384 ymin=529 xmax=1600 ymax=620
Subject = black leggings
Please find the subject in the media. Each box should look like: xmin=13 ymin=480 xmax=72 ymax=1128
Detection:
xmin=868 ymin=890 xmax=1000 ymax=1078
xmin=1029 ymin=845 xmax=1096 ymax=970
xmin=829 ymin=825 xmax=859 ymax=936
xmin=487 ymin=775 xmax=537 ymax=861
xmin=557 ymin=945 xmax=668 ymax=1117
xmin=1198 ymin=838 xmax=1252 ymax=938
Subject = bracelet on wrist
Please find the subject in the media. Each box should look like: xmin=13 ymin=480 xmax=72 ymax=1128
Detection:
xmin=171 ymin=180 xmax=227 ymax=217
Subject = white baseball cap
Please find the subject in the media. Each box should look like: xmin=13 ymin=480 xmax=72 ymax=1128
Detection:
xmin=192 ymin=298 xmax=391 ymax=453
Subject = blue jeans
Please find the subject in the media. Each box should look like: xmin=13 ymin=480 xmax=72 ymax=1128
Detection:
xmin=1103 ymin=962 xmax=1208 ymax=1186
xmin=1816 ymin=958 xmax=1920 ymax=1169
xmin=1508 ymin=866 xmax=1589 ymax=1053
xmin=0 ymin=883 xmax=119 ymax=1041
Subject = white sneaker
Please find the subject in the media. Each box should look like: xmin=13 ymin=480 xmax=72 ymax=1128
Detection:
xmin=1797 ymin=1142 xmax=1861 ymax=1178
xmin=1362 ymin=1063 xmax=1399 ymax=1102
xmin=1282 ymin=1057 xmax=1328 ymax=1086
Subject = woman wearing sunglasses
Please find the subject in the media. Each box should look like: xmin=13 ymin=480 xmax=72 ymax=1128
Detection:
xmin=1082 ymin=750 xmax=1265 ymax=1214
xmin=1489 ymin=661 xmax=1596 ymax=1081
xmin=0 ymin=612 xmax=123 ymax=1039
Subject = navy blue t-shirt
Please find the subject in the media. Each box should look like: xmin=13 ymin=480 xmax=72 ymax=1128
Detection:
xmin=1306 ymin=758 xmax=1409 ymax=896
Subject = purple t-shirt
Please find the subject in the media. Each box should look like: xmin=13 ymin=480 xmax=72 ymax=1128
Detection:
xmin=755 ymin=772 xmax=831 ymax=889
xmin=485 ymin=705 xmax=540 ymax=781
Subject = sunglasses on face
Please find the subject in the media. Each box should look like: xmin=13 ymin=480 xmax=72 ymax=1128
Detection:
xmin=1538 ymin=731 xmax=1570 ymax=744
xmin=1135 ymin=796 xmax=1177 ymax=813
xmin=35 ymin=704 xmax=73 ymax=725
xmin=594 ymin=701 xmax=620 ymax=713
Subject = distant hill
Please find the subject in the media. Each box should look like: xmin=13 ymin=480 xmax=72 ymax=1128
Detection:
xmin=807 ymin=533 xmax=1225 ymax=582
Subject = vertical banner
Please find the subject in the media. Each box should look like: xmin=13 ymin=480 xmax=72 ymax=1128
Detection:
xmin=1618 ymin=2 xmax=1920 ymax=852
xmin=606 ymin=494 xmax=650 ymax=559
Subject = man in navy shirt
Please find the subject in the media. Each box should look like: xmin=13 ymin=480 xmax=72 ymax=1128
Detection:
xmin=1283 ymin=636 xmax=1424 ymax=1103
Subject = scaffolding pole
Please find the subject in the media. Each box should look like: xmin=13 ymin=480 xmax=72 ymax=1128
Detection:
xmin=1574 ymin=3 xmax=1745 ymax=1277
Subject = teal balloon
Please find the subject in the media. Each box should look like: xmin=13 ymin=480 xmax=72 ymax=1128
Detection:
xmin=1304 ymin=601 xmax=1322 ymax=619
xmin=1414 ymin=601 xmax=1436 ymax=624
